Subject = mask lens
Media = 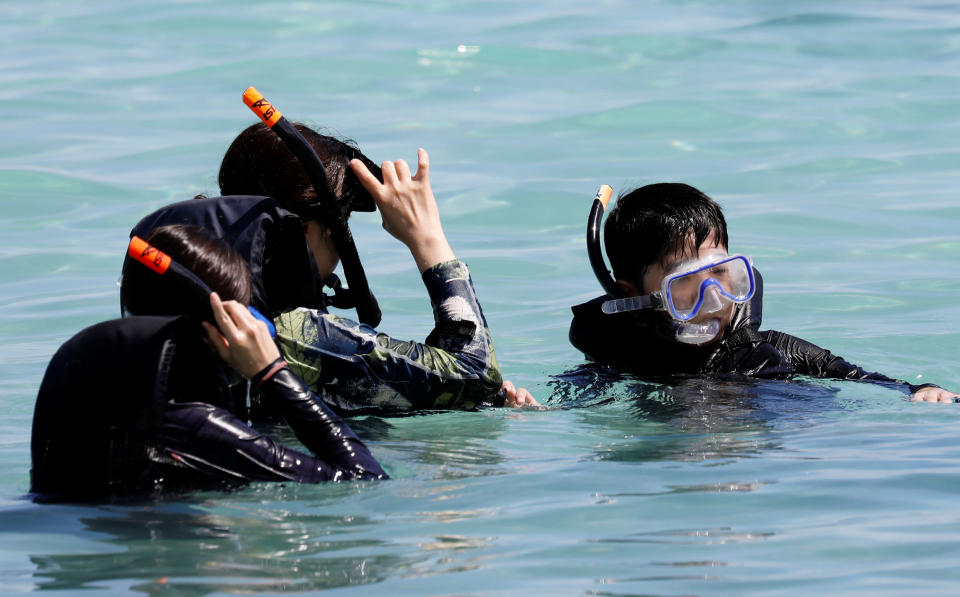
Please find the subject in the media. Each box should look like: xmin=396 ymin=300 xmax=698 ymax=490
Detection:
xmin=664 ymin=255 xmax=753 ymax=320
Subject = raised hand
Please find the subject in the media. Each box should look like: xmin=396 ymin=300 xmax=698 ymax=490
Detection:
xmin=350 ymin=148 xmax=456 ymax=272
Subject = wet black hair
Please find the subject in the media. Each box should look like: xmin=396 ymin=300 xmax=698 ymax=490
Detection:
xmin=604 ymin=183 xmax=728 ymax=288
xmin=217 ymin=122 xmax=381 ymax=221
xmin=121 ymin=224 xmax=252 ymax=316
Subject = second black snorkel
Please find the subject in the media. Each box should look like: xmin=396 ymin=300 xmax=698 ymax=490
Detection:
xmin=242 ymin=87 xmax=382 ymax=327
xmin=587 ymin=184 xmax=623 ymax=298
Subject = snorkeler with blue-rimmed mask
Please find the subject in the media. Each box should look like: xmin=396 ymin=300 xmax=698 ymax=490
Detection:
xmin=572 ymin=182 xmax=959 ymax=403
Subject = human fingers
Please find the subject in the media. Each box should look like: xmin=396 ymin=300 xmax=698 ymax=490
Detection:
xmin=218 ymin=300 xmax=281 ymax=376
xmin=201 ymin=321 xmax=230 ymax=361
xmin=380 ymin=160 xmax=399 ymax=190
xmin=516 ymin=388 xmax=541 ymax=407
xmin=937 ymin=390 xmax=960 ymax=403
xmin=221 ymin=300 xmax=277 ymax=346
xmin=394 ymin=158 xmax=412 ymax=183
xmin=911 ymin=388 xmax=953 ymax=403
xmin=209 ymin=292 xmax=239 ymax=339
xmin=501 ymin=380 xmax=518 ymax=406
xmin=349 ymin=158 xmax=384 ymax=195
xmin=413 ymin=148 xmax=430 ymax=182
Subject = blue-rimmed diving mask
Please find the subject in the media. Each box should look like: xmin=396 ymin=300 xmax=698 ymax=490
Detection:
xmin=601 ymin=253 xmax=756 ymax=322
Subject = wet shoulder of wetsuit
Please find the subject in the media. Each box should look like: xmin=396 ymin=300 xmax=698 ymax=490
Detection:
xmin=126 ymin=195 xmax=325 ymax=316
xmin=31 ymin=316 xmax=385 ymax=501
xmin=31 ymin=316 xmax=193 ymax=500
xmin=569 ymin=296 xmax=661 ymax=370
xmin=274 ymin=259 xmax=503 ymax=412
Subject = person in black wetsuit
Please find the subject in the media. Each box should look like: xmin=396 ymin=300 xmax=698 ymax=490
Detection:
xmin=31 ymin=224 xmax=386 ymax=502
xmin=569 ymin=182 xmax=959 ymax=403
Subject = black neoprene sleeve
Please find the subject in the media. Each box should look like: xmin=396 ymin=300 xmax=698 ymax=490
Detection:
xmin=258 ymin=367 xmax=387 ymax=480
xmin=160 ymin=371 xmax=386 ymax=484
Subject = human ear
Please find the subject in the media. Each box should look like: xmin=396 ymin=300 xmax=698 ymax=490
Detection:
xmin=615 ymin=279 xmax=640 ymax=297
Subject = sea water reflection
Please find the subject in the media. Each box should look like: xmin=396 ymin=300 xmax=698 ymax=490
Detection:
xmin=21 ymin=412 xmax=513 ymax=594
xmin=549 ymin=364 xmax=845 ymax=467
xmin=21 ymin=496 xmax=496 ymax=594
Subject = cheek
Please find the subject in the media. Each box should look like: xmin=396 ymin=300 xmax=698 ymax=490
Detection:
xmin=327 ymin=237 xmax=340 ymax=262
xmin=641 ymin=271 xmax=663 ymax=295
xmin=719 ymin=302 xmax=736 ymax=325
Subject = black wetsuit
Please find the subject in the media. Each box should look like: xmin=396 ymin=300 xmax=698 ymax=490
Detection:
xmin=31 ymin=315 xmax=386 ymax=501
xmin=569 ymin=272 xmax=932 ymax=394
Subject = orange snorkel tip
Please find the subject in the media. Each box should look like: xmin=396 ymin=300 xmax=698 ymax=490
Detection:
xmin=243 ymin=86 xmax=283 ymax=128
xmin=128 ymin=236 xmax=172 ymax=275
xmin=594 ymin=184 xmax=614 ymax=210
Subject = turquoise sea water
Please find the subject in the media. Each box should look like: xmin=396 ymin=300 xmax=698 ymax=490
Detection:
xmin=3 ymin=1 xmax=960 ymax=594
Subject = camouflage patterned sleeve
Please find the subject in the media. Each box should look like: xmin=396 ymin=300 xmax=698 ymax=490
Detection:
xmin=273 ymin=260 xmax=503 ymax=412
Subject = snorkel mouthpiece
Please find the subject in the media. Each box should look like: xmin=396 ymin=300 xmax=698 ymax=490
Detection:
xmin=126 ymin=236 xmax=276 ymax=338
xmin=243 ymin=86 xmax=382 ymax=327
xmin=672 ymin=319 xmax=721 ymax=345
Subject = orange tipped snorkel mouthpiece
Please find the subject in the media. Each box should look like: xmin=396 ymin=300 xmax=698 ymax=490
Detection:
xmin=594 ymin=184 xmax=613 ymax=209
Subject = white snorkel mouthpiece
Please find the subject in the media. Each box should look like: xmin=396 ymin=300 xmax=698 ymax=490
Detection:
xmin=673 ymin=319 xmax=721 ymax=345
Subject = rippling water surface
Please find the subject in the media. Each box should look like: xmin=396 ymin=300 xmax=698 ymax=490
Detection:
xmin=2 ymin=1 xmax=960 ymax=595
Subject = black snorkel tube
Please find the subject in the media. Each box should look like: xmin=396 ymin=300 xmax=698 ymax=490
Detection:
xmin=587 ymin=184 xmax=624 ymax=299
xmin=125 ymin=236 xmax=276 ymax=336
xmin=242 ymin=87 xmax=382 ymax=327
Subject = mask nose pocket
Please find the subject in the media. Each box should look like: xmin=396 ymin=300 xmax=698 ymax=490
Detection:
xmin=699 ymin=284 xmax=724 ymax=314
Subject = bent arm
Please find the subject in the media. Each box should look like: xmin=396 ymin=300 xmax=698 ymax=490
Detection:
xmin=258 ymin=366 xmax=387 ymax=479
xmin=276 ymin=260 xmax=503 ymax=412
xmin=161 ymin=391 xmax=385 ymax=484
